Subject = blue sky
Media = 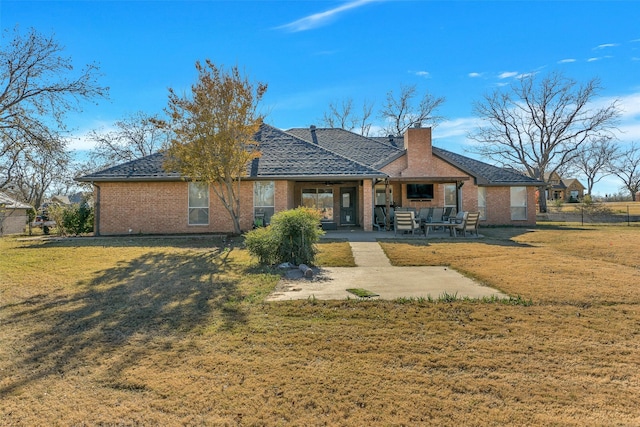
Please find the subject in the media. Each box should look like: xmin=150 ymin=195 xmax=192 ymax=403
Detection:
xmin=2 ymin=0 xmax=639 ymax=195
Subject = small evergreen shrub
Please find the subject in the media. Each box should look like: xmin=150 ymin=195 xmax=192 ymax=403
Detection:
xmin=244 ymin=207 xmax=324 ymax=266
xmin=49 ymin=202 xmax=94 ymax=236
xmin=244 ymin=225 xmax=278 ymax=265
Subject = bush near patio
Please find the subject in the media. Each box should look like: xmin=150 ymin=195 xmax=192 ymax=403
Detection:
xmin=1 ymin=226 xmax=639 ymax=425
xmin=244 ymin=206 xmax=324 ymax=265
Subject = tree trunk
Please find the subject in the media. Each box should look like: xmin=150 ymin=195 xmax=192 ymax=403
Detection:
xmin=538 ymin=185 xmax=548 ymax=213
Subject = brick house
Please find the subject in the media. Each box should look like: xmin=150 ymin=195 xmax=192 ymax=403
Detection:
xmin=76 ymin=124 xmax=543 ymax=235
xmin=545 ymin=172 xmax=586 ymax=202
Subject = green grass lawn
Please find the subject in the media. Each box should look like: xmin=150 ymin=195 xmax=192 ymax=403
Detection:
xmin=1 ymin=228 xmax=639 ymax=425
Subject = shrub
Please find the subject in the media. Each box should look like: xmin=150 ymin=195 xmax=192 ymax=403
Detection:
xmin=49 ymin=202 xmax=94 ymax=236
xmin=244 ymin=225 xmax=279 ymax=265
xmin=244 ymin=207 xmax=324 ymax=266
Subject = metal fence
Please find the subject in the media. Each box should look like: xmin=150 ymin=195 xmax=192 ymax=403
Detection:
xmin=538 ymin=204 xmax=640 ymax=225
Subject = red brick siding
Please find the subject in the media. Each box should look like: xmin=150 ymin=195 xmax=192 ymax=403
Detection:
xmin=97 ymin=181 xmax=260 ymax=235
xmin=484 ymin=186 xmax=537 ymax=226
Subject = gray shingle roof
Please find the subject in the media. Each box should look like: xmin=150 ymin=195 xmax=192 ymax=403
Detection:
xmin=286 ymin=127 xmax=403 ymax=169
xmin=76 ymin=124 xmax=385 ymax=182
xmin=76 ymin=123 xmax=543 ymax=187
xmin=76 ymin=152 xmax=182 ymax=182
xmin=432 ymin=147 xmax=544 ymax=186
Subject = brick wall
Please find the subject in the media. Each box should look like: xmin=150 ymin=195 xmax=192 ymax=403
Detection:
xmin=484 ymin=186 xmax=537 ymax=226
xmin=96 ymin=181 xmax=260 ymax=235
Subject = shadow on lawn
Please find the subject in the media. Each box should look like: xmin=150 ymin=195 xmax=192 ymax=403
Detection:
xmin=1 ymin=247 xmax=245 ymax=396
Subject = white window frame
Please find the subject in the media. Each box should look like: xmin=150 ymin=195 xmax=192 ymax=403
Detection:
xmin=254 ymin=181 xmax=275 ymax=224
xmin=444 ymin=183 xmax=457 ymax=208
xmin=188 ymin=182 xmax=209 ymax=225
xmin=510 ymin=187 xmax=527 ymax=221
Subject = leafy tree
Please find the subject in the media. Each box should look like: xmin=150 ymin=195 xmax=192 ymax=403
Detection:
xmin=88 ymin=111 xmax=169 ymax=169
xmin=380 ymin=84 xmax=445 ymax=136
xmin=608 ymin=142 xmax=640 ymax=201
xmin=160 ymin=60 xmax=267 ymax=234
xmin=0 ymin=27 xmax=108 ymax=191
xmin=470 ymin=71 xmax=619 ymax=213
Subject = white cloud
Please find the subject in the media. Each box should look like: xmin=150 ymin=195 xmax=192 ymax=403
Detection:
xmin=413 ymin=70 xmax=430 ymax=78
xmin=468 ymin=72 xmax=482 ymax=78
xmin=498 ymin=71 xmax=518 ymax=79
xmin=594 ymin=43 xmax=619 ymax=50
xmin=558 ymin=58 xmax=576 ymax=64
xmin=587 ymin=57 xmax=601 ymax=62
xmin=277 ymin=0 xmax=378 ymax=32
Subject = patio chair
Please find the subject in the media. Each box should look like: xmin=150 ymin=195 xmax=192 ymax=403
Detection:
xmin=394 ymin=211 xmax=422 ymax=236
xmin=449 ymin=211 xmax=469 ymax=237
xmin=443 ymin=207 xmax=456 ymax=222
xmin=418 ymin=207 xmax=433 ymax=223
xmin=253 ymin=212 xmax=266 ymax=228
xmin=464 ymin=212 xmax=480 ymax=237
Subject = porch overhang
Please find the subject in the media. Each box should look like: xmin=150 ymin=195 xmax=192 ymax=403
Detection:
xmin=387 ymin=176 xmax=470 ymax=183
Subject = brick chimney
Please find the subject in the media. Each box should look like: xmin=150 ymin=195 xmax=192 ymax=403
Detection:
xmin=402 ymin=126 xmax=432 ymax=176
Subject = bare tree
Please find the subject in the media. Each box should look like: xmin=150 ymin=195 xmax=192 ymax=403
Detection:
xmin=608 ymin=142 xmax=640 ymax=201
xmin=4 ymin=136 xmax=70 ymax=209
xmin=569 ymin=138 xmax=619 ymax=196
xmin=0 ymin=26 xmax=108 ymax=192
xmin=380 ymin=84 xmax=445 ymax=136
xmin=88 ymin=111 xmax=169 ymax=169
xmin=320 ymin=98 xmax=374 ymax=136
xmin=469 ymin=71 xmax=619 ymax=212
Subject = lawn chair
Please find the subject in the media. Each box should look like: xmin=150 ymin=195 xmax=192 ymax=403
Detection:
xmin=418 ymin=207 xmax=433 ymax=223
xmin=449 ymin=211 xmax=469 ymax=237
xmin=394 ymin=211 xmax=422 ymax=236
xmin=443 ymin=207 xmax=456 ymax=222
xmin=464 ymin=212 xmax=480 ymax=237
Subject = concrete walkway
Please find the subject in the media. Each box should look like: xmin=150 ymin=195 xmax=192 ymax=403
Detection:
xmin=266 ymin=238 xmax=507 ymax=301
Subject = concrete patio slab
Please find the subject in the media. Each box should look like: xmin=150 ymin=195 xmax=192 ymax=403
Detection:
xmin=266 ymin=238 xmax=507 ymax=301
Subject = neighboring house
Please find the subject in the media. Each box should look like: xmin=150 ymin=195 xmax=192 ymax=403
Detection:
xmin=76 ymin=124 xmax=543 ymax=235
xmin=0 ymin=191 xmax=32 ymax=236
xmin=545 ymin=172 xmax=585 ymax=202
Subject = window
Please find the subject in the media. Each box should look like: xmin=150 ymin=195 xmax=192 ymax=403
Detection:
xmin=302 ymin=188 xmax=333 ymax=220
xmin=254 ymin=181 xmax=275 ymax=224
xmin=478 ymin=187 xmax=487 ymax=220
xmin=374 ymin=185 xmax=393 ymax=206
xmin=510 ymin=187 xmax=527 ymax=220
xmin=444 ymin=184 xmax=457 ymax=208
xmin=188 ymin=182 xmax=209 ymax=225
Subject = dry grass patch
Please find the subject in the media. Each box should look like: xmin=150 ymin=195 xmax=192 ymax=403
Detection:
xmin=315 ymin=240 xmax=355 ymax=266
xmin=380 ymin=227 xmax=640 ymax=305
xmin=1 ymin=231 xmax=640 ymax=425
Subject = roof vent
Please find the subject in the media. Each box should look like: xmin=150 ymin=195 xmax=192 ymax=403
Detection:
xmin=310 ymin=125 xmax=318 ymax=144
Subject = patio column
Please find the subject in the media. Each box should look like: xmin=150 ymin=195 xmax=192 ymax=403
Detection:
xmin=363 ymin=179 xmax=373 ymax=231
